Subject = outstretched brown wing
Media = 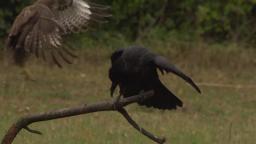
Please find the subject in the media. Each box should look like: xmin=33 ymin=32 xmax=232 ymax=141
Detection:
xmin=53 ymin=0 xmax=111 ymax=35
xmin=7 ymin=4 xmax=77 ymax=67
xmin=7 ymin=6 xmax=37 ymax=50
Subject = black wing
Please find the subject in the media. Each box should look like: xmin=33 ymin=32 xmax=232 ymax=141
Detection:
xmin=154 ymin=56 xmax=201 ymax=93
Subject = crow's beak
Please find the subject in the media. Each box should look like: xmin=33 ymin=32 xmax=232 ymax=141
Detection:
xmin=110 ymin=82 xmax=118 ymax=97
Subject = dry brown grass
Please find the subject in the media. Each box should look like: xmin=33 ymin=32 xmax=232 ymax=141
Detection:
xmin=0 ymin=45 xmax=255 ymax=144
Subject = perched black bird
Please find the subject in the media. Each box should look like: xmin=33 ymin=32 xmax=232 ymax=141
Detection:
xmin=109 ymin=46 xmax=201 ymax=110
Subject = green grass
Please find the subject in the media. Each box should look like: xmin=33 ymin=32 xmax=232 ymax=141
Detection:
xmin=0 ymin=46 xmax=255 ymax=144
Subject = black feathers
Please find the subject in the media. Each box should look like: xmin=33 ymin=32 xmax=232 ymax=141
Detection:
xmin=154 ymin=56 xmax=201 ymax=93
xmin=109 ymin=46 xmax=201 ymax=110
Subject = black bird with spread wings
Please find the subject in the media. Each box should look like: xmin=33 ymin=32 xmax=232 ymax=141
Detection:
xmin=109 ymin=46 xmax=201 ymax=110
xmin=6 ymin=0 xmax=110 ymax=68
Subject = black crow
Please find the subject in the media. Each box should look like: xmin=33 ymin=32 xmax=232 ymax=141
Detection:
xmin=109 ymin=46 xmax=201 ymax=110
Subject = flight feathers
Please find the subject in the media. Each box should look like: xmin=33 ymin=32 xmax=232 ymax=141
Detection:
xmin=109 ymin=46 xmax=201 ymax=110
xmin=154 ymin=56 xmax=201 ymax=93
xmin=6 ymin=0 xmax=110 ymax=67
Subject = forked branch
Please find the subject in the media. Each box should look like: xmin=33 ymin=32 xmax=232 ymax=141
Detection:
xmin=118 ymin=108 xmax=166 ymax=143
xmin=1 ymin=91 xmax=166 ymax=144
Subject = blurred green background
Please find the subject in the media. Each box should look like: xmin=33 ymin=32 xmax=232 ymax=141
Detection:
xmin=1 ymin=0 xmax=256 ymax=46
xmin=0 ymin=1 xmax=256 ymax=144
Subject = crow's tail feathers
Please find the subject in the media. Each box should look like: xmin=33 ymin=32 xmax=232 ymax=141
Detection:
xmin=138 ymin=81 xmax=183 ymax=110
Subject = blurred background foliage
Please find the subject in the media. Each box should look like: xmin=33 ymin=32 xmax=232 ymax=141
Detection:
xmin=1 ymin=0 xmax=256 ymax=47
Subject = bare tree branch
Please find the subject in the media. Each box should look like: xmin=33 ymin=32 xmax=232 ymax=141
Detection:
xmin=1 ymin=91 xmax=168 ymax=144
xmin=118 ymin=108 xmax=166 ymax=144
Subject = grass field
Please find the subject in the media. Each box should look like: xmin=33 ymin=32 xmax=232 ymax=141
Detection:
xmin=0 ymin=46 xmax=256 ymax=144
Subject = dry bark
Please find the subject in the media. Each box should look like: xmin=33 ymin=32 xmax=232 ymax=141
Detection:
xmin=1 ymin=91 xmax=166 ymax=144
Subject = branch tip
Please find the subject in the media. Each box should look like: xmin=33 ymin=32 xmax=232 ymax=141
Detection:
xmin=24 ymin=127 xmax=43 ymax=135
xmin=118 ymin=108 xmax=166 ymax=144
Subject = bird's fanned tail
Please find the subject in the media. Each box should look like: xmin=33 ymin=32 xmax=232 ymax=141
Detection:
xmin=138 ymin=80 xmax=183 ymax=110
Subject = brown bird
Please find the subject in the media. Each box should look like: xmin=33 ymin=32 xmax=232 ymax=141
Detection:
xmin=6 ymin=0 xmax=110 ymax=78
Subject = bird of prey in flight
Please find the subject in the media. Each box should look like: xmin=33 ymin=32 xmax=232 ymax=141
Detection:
xmin=6 ymin=0 xmax=110 ymax=78
xmin=109 ymin=46 xmax=201 ymax=110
